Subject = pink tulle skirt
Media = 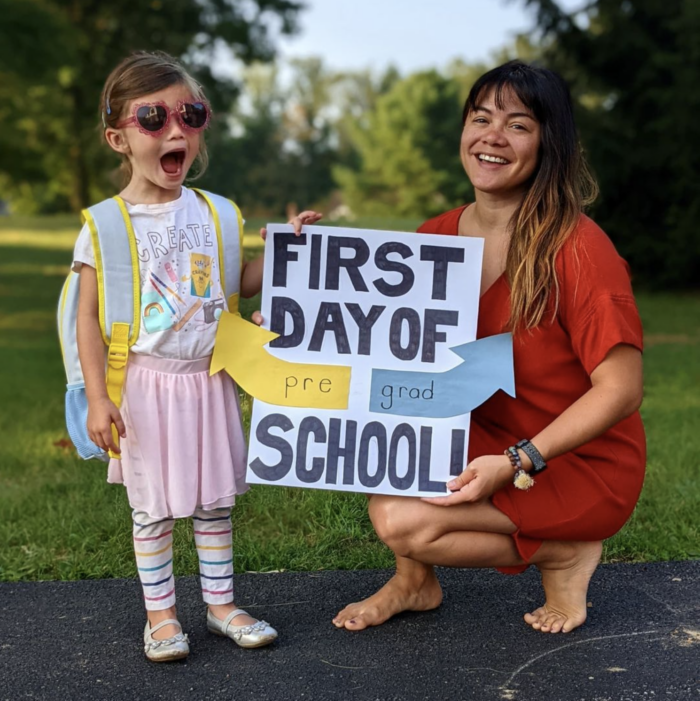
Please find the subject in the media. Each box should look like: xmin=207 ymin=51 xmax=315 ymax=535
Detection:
xmin=108 ymin=354 xmax=249 ymax=519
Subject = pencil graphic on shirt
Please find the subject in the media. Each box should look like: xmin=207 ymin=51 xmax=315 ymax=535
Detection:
xmin=151 ymin=271 xmax=186 ymax=305
xmin=150 ymin=278 xmax=177 ymax=315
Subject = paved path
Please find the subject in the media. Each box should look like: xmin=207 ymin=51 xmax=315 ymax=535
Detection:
xmin=1 ymin=561 xmax=698 ymax=700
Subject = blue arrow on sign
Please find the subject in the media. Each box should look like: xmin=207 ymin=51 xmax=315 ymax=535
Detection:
xmin=369 ymin=333 xmax=515 ymax=418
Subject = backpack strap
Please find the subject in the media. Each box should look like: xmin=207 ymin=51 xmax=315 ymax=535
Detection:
xmin=81 ymin=196 xmax=140 ymax=458
xmin=58 ymin=271 xmax=83 ymax=386
xmin=191 ymin=188 xmax=243 ymax=314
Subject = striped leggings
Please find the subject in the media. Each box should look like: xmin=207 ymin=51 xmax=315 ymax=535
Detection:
xmin=133 ymin=507 xmax=234 ymax=611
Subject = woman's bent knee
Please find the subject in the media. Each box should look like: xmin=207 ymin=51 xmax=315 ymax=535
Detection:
xmin=369 ymin=496 xmax=413 ymax=544
xmin=369 ymin=496 xmax=429 ymax=556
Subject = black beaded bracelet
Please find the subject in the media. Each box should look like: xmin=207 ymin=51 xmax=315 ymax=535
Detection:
xmin=515 ymin=439 xmax=547 ymax=474
xmin=504 ymin=446 xmax=521 ymax=471
xmin=504 ymin=446 xmax=535 ymax=491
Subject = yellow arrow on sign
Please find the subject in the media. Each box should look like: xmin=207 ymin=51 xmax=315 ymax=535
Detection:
xmin=210 ymin=312 xmax=352 ymax=409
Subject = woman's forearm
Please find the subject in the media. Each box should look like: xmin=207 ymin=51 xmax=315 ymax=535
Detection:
xmin=523 ymin=344 xmax=643 ymax=468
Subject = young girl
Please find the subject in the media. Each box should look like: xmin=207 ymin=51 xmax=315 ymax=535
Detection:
xmin=75 ymin=51 xmax=275 ymax=661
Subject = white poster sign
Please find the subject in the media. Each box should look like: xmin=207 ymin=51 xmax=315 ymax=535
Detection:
xmin=243 ymin=224 xmax=512 ymax=497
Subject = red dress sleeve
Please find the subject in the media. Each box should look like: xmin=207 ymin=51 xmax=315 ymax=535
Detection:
xmin=558 ymin=215 xmax=643 ymax=375
xmin=416 ymin=206 xmax=465 ymax=235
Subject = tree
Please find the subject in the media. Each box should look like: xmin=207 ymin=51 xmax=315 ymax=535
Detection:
xmin=197 ymin=57 xmax=342 ymax=215
xmin=331 ymin=66 xmax=400 ymax=163
xmin=197 ymin=62 xmax=290 ymax=213
xmin=0 ymin=0 xmax=302 ymax=212
xmin=335 ymin=70 xmax=472 ymax=218
xmin=200 ymin=57 xmax=396 ymax=216
xmin=522 ymin=0 xmax=700 ymax=288
xmin=282 ymin=57 xmax=339 ymax=209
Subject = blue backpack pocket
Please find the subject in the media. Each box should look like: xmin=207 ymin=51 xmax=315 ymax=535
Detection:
xmin=65 ymin=383 xmax=108 ymax=462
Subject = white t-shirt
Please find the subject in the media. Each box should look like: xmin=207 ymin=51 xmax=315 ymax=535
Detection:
xmin=73 ymin=188 xmax=233 ymax=360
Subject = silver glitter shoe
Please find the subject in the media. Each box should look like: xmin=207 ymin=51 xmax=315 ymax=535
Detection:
xmin=143 ymin=618 xmax=190 ymax=662
xmin=207 ymin=608 xmax=278 ymax=649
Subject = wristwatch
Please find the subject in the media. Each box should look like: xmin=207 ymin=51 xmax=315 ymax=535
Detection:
xmin=515 ymin=439 xmax=548 ymax=474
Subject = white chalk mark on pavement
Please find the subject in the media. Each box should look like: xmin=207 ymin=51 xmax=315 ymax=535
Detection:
xmin=499 ymin=629 xmax=665 ymax=698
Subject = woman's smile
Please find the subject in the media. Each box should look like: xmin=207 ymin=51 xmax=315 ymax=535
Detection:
xmin=475 ymin=153 xmax=510 ymax=165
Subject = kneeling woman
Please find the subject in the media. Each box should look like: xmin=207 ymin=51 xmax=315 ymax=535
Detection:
xmin=333 ymin=60 xmax=645 ymax=634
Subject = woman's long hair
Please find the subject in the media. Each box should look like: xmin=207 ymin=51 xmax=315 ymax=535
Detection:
xmin=462 ymin=61 xmax=598 ymax=333
xmin=100 ymin=51 xmax=209 ymax=184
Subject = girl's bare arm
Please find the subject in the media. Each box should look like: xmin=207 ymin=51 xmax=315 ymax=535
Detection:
xmin=76 ymin=265 xmax=125 ymax=454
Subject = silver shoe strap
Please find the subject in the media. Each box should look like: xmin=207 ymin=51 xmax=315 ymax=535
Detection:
xmin=148 ymin=618 xmax=182 ymax=637
xmin=221 ymin=608 xmax=250 ymax=630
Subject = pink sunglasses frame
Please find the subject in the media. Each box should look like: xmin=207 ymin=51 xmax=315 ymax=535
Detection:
xmin=116 ymin=100 xmax=211 ymax=137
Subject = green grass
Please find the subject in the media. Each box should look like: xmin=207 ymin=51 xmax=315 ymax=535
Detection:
xmin=0 ymin=217 xmax=698 ymax=582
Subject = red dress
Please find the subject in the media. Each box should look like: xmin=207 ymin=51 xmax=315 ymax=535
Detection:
xmin=418 ymin=207 xmax=646 ymax=572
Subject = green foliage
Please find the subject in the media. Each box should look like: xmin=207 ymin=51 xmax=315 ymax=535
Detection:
xmin=335 ymin=71 xmax=474 ymax=218
xmin=281 ymin=57 xmax=340 ymax=210
xmin=197 ymin=58 xmax=341 ymax=215
xmin=523 ymin=0 xmax=700 ymax=289
xmin=0 ymin=0 xmax=303 ymax=213
xmin=197 ymin=59 xmax=405 ymax=216
xmin=196 ymin=63 xmax=290 ymax=214
xmin=4 ymin=0 xmax=699 ymax=294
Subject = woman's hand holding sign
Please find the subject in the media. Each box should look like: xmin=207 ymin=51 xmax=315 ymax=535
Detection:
xmin=422 ymin=454 xmax=514 ymax=506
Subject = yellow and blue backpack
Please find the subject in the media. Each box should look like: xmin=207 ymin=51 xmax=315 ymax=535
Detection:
xmin=57 ymin=188 xmax=244 ymax=461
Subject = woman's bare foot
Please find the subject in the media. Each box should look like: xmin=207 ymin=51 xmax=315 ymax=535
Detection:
xmin=333 ymin=565 xmax=443 ymax=631
xmin=525 ymin=540 xmax=603 ymax=634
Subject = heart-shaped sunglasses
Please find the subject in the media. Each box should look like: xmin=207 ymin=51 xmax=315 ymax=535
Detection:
xmin=116 ymin=100 xmax=210 ymax=136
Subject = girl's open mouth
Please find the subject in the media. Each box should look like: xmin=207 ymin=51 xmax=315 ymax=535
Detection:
xmin=161 ymin=150 xmax=186 ymax=176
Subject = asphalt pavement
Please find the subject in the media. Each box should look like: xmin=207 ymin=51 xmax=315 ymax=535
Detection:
xmin=1 ymin=561 xmax=698 ymax=701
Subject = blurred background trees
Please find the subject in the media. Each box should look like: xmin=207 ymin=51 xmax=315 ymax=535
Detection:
xmin=0 ymin=0 xmax=303 ymax=212
xmin=523 ymin=0 xmax=700 ymax=288
xmin=1 ymin=0 xmax=698 ymax=287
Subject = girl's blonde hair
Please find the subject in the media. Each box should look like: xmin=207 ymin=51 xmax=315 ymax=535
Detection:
xmin=100 ymin=51 xmax=209 ymax=184
xmin=462 ymin=61 xmax=599 ymax=334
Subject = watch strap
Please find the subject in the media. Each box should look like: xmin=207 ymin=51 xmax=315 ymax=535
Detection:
xmin=516 ymin=439 xmax=547 ymax=474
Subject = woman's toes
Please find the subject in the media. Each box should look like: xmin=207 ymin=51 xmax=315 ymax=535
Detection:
xmin=525 ymin=607 xmax=569 ymax=633
xmin=333 ymin=604 xmax=370 ymax=630
xmin=548 ymin=617 xmax=565 ymax=633
xmin=344 ymin=617 xmax=368 ymax=631
xmin=332 ymin=608 xmax=353 ymax=628
xmin=540 ymin=612 xmax=558 ymax=631
xmin=544 ymin=612 xmax=560 ymax=632
xmin=562 ymin=615 xmax=585 ymax=633
xmin=524 ymin=607 xmax=545 ymax=628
